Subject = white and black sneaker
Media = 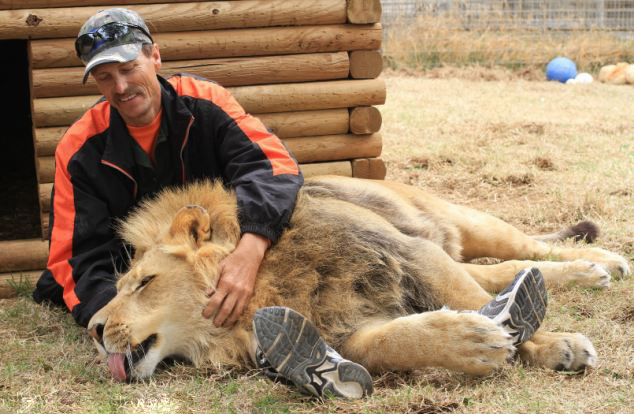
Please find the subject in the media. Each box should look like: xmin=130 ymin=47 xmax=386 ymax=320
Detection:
xmin=478 ymin=267 xmax=547 ymax=346
xmin=254 ymin=346 xmax=295 ymax=386
xmin=253 ymin=306 xmax=373 ymax=399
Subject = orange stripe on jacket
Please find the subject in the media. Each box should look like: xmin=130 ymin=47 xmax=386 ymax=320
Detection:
xmin=48 ymin=101 xmax=110 ymax=311
xmin=169 ymin=76 xmax=299 ymax=176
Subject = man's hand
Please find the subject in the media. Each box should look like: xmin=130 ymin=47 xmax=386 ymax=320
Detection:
xmin=202 ymin=232 xmax=270 ymax=327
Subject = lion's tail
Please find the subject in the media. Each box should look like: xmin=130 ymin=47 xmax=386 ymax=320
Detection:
xmin=532 ymin=220 xmax=599 ymax=244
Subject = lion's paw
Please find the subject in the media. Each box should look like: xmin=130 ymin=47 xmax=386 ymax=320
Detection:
xmin=569 ymin=260 xmax=611 ymax=288
xmin=441 ymin=312 xmax=516 ymax=376
xmin=522 ymin=332 xmax=597 ymax=372
xmin=587 ymin=248 xmax=630 ymax=279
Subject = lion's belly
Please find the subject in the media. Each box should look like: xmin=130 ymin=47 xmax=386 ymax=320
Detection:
xmin=249 ymin=196 xmax=442 ymax=349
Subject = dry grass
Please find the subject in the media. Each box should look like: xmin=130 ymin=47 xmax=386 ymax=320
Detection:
xmin=383 ymin=16 xmax=634 ymax=74
xmin=2 ymin=74 xmax=634 ymax=413
xmin=382 ymin=75 xmax=634 ymax=243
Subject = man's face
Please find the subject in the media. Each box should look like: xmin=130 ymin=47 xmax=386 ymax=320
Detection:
xmin=91 ymin=44 xmax=162 ymax=127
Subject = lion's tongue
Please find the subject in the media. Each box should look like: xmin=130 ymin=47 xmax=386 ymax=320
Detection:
xmin=107 ymin=353 xmax=127 ymax=382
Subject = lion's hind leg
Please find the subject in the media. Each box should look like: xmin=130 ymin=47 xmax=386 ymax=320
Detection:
xmin=448 ymin=204 xmax=629 ymax=279
xmin=341 ymin=310 xmax=515 ymax=376
xmin=377 ymin=180 xmax=630 ymax=278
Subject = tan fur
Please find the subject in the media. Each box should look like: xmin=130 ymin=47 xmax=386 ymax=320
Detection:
xmin=598 ymin=62 xmax=629 ymax=84
xmin=88 ymin=176 xmax=630 ymax=379
xmin=625 ymin=64 xmax=634 ymax=84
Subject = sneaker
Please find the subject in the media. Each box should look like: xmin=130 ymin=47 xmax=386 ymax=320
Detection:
xmin=252 ymin=306 xmax=373 ymax=399
xmin=254 ymin=346 xmax=294 ymax=386
xmin=478 ymin=267 xmax=547 ymax=346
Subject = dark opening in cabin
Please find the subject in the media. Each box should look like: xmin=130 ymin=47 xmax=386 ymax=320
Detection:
xmin=0 ymin=40 xmax=40 ymax=240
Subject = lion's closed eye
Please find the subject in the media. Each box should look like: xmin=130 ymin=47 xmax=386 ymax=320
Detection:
xmin=136 ymin=275 xmax=156 ymax=291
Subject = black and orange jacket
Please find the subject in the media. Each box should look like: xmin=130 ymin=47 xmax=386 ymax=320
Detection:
xmin=33 ymin=74 xmax=303 ymax=327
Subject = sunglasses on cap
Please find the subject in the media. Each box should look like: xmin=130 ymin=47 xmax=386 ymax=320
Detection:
xmin=75 ymin=22 xmax=154 ymax=62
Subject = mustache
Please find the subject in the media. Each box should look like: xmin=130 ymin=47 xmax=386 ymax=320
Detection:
xmin=115 ymin=88 xmax=142 ymax=100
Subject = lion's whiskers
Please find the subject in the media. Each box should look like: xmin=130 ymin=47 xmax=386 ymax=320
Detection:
xmin=125 ymin=344 xmax=135 ymax=378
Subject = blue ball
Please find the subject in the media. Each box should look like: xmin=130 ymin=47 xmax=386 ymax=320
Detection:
xmin=546 ymin=57 xmax=577 ymax=83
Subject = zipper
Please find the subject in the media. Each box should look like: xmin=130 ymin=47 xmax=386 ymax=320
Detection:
xmin=101 ymin=160 xmax=138 ymax=199
xmin=180 ymin=115 xmax=195 ymax=183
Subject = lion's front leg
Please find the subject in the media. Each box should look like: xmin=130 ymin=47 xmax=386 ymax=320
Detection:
xmin=462 ymin=259 xmax=612 ymax=292
xmin=549 ymin=246 xmax=631 ymax=279
xmin=518 ymin=331 xmax=597 ymax=371
xmin=341 ymin=310 xmax=515 ymax=376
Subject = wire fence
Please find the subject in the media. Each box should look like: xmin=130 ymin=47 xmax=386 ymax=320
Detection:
xmin=380 ymin=0 xmax=634 ymax=71
xmin=382 ymin=0 xmax=634 ymax=31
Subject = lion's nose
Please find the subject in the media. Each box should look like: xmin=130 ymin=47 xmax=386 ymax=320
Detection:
xmin=89 ymin=323 xmax=105 ymax=346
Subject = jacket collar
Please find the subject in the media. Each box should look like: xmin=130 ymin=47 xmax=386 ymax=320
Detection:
xmin=101 ymin=75 xmax=193 ymax=176
xmin=157 ymin=75 xmax=194 ymax=145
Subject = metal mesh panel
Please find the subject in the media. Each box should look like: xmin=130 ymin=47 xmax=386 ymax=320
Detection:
xmin=382 ymin=0 xmax=634 ymax=30
xmin=381 ymin=0 xmax=634 ymax=70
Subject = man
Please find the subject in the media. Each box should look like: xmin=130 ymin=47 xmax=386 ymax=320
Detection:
xmin=32 ymin=8 xmax=373 ymax=399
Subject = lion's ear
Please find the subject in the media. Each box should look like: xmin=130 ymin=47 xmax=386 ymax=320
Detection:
xmin=165 ymin=204 xmax=212 ymax=249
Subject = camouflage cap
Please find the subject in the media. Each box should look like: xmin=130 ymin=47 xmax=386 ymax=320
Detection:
xmin=77 ymin=8 xmax=153 ymax=84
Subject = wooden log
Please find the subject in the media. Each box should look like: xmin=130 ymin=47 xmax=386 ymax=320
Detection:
xmin=300 ymin=161 xmax=351 ymax=178
xmin=0 ymin=270 xmax=42 ymax=299
xmin=349 ymin=106 xmax=382 ymax=134
xmin=0 ymin=0 xmax=200 ymax=10
xmin=230 ymin=79 xmax=386 ymax=114
xmin=31 ymin=24 xmax=382 ymax=69
xmin=33 ymin=52 xmax=350 ymax=98
xmin=33 ymin=79 xmax=386 ymax=127
xmin=352 ymin=157 xmax=386 ymax=179
xmin=34 ymin=126 xmax=66 ymax=156
xmin=0 ymin=239 xmax=48 ymax=273
xmin=37 ymin=133 xmax=380 ymax=184
xmin=372 ymin=158 xmax=387 ymax=179
xmin=40 ymin=182 xmax=52 ymax=213
xmin=347 ymin=0 xmax=382 ymax=24
xmin=41 ymin=212 xmax=49 ymax=240
xmin=38 ymin=155 xmax=54 ymax=183
xmin=349 ymin=50 xmax=383 ymax=79
xmin=0 ymin=1 xmax=346 ymax=40
xmin=256 ymin=109 xmax=349 ymax=139
xmin=285 ymin=133 xmax=381 ymax=163
xmin=35 ymin=109 xmax=350 ymax=157
xmin=33 ymin=96 xmax=93 ymax=128
xmin=368 ymin=157 xmax=387 ymax=179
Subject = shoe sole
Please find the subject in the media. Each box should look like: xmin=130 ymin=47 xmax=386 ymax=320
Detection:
xmin=479 ymin=267 xmax=547 ymax=346
xmin=253 ymin=306 xmax=373 ymax=399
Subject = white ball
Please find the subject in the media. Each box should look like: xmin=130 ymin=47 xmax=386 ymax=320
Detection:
xmin=566 ymin=78 xmax=578 ymax=84
xmin=575 ymin=72 xmax=593 ymax=83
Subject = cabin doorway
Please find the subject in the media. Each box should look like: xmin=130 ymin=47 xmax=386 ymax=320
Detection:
xmin=0 ymin=40 xmax=40 ymax=240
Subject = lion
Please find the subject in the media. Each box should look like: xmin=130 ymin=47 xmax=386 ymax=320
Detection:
xmin=88 ymin=175 xmax=630 ymax=392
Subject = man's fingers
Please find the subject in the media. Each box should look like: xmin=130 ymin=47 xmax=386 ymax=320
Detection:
xmin=202 ymin=290 xmax=226 ymax=319
xmin=225 ymin=296 xmax=248 ymax=327
xmin=213 ymin=293 xmax=237 ymax=327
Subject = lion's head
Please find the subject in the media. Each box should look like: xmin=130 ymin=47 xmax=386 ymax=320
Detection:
xmin=87 ymin=181 xmax=249 ymax=381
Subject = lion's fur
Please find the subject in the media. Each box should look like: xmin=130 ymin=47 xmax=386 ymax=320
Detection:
xmin=90 ymin=176 xmax=629 ymax=379
xmin=118 ymin=181 xmax=241 ymax=257
xmin=115 ymin=177 xmax=451 ymax=357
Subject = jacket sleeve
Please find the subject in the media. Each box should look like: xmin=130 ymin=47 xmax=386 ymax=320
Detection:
xmin=33 ymin=140 xmax=122 ymax=328
xmin=206 ymin=83 xmax=304 ymax=243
